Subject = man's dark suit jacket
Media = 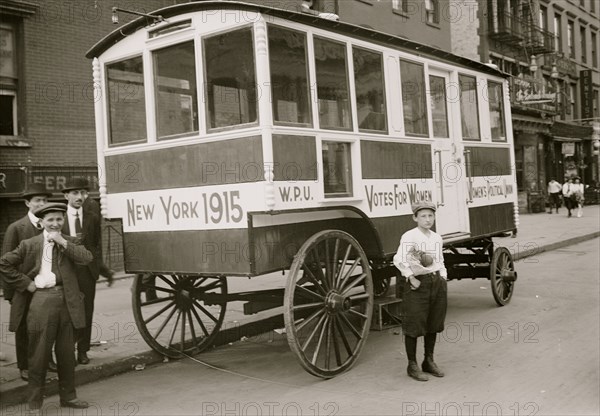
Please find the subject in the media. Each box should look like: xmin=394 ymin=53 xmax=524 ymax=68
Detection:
xmin=0 ymin=234 xmax=92 ymax=332
xmin=62 ymin=209 xmax=101 ymax=280
xmin=1 ymin=215 xmax=42 ymax=301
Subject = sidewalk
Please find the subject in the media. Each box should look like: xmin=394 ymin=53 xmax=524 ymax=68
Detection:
xmin=1 ymin=205 xmax=598 ymax=406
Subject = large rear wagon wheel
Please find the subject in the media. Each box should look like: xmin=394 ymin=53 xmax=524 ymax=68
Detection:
xmin=284 ymin=230 xmax=373 ymax=378
xmin=490 ymin=247 xmax=517 ymax=306
xmin=132 ymin=274 xmax=227 ymax=358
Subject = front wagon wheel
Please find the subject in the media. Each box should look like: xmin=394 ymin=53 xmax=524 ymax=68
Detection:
xmin=132 ymin=274 xmax=227 ymax=357
xmin=284 ymin=230 xmax=373 ymax=378
xmin=490 ymin=248 xmax=517 ymax=306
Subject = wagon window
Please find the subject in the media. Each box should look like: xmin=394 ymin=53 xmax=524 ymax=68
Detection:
xmin=314 ymin=37 xmax=352 ymax=130
xmin=153 ymin=41 xmax=198 ymax=139
xmin=487 ymin=81 xmax=506 ymax=142
xmin=399 ymin=60 xmax=429 ymax=136
xmin=429 ymin=75 xmax=449 ymax=138
xmin=204 ymin=28 xmax=257 ymax=129
xmin=353 ymin=47 xmax=387 ymax=133
xmin=459 ymin=74 xmax=481 ymax=141
xmin=106 ymin=56 xmax=147 ymax=145
xmin=322 ymin=141 xmax=353 ymax=198
xmin=268 ymin=25 xmax=312 ymax=126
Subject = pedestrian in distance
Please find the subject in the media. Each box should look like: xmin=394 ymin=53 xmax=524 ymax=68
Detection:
xmin=546 ymin=178 xmax=562 ymax=214
xmin=61 ymin=177 xmax=102 ymax=365
xmin=562 ymin=177 xmax=575 ymax=217
xmin=393 ymin=201 xmax=448 ymax=382
xmin=571 ymin=176 xmax=585 ymax=218
xmin=0 ymin=203 xmax=92 ymax=411
xmin=1 ymin=183 xmax=58 ymax=381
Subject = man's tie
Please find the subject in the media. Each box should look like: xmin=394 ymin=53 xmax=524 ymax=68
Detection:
xmin=35 ymin=220 xmax=43 ymax=230
xmin=41 ymin=240 xmax=54 ymax=275
xmin=75 ymin=211 xmax=83 ymax=235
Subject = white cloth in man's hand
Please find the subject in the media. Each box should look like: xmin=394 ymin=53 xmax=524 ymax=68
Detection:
xmin=34 ymin=271 xmax=56 ymax=288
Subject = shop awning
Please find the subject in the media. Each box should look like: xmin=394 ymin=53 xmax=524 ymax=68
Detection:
xmin=550 ymin=121 xmax=594 ymax=140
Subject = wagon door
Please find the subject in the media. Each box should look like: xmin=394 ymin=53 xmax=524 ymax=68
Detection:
xmin=428 ymin=69 xmax=468 ymax=236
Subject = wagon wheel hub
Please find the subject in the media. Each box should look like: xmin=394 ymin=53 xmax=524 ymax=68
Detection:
xmin=174 ymin=283 xmax=194 ymax=311
xmin=325 ymin=291 xmax=350 ymax=314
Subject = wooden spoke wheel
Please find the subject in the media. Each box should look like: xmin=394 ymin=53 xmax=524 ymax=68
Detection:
xmin=132 ymin=274 xmax=227 ymax=358
xmin=284 ymin=230 xmax=373 ymax=378
xmin=490 ymin=247 xmax=517 ymax=306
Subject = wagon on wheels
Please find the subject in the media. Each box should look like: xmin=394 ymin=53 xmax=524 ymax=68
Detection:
xmin=88 ymin=1 xmax=518 ymax=378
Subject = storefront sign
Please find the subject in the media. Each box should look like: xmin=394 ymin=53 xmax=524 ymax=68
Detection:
xmin=562 ymin=142 xmax=575 ymax=156
xmin=512 ymin=76 xmax=554 ymax=104
xmin=580 ymin=69 xmax=593 ymax=120
xmin=0 ymin=167 xmax=27 ymax=197
xmin=30 ymin=166 xmax=99 ymax=195
xmin=554 ymin=55 xmax=577 ymax=78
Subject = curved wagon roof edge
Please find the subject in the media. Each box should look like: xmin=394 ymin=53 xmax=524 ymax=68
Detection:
xmin=85 ymin=0 xmax=508 ymax=78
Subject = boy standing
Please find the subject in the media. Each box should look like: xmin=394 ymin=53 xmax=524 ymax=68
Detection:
xmin=0 ymin=203 xmax=91 ymax=411
xmin=393 ymin=202 xmax=448 ymax=382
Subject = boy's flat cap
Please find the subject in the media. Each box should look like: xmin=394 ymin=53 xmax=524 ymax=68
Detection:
xmin=411 ymin=201 xmax=436 ymax=215
xmin=34 ymin=202 xmax=68 ymax=218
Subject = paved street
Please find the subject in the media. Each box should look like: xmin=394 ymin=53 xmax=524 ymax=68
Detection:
xmin=6 ymin=238 xmax=597 ymax=416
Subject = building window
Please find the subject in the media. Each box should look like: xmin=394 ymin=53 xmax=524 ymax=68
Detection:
xmin=204 ymin=28 xmax=257 ymax=130
xmin=392 ymin=0 xmax=408 ymax=14
xmin=314 ymin=37 xmax=352 ymax=130
xmin=568 ymin=83 xmax=576 ymax=117
xmin=106 ymin=56 xmax=147 ymax=145
xmin=353 ymin=47 xmax=387 ymax=133
xmin=554 ymin=14 xmax=562 ymax=52
xmin=579 ymin=0 xmax=585 ymax=8
xmin=487 ymin=81 xmax=506 ymax=142
xmin=424 ymin=0 xmax=439 ymax=24
xmin=580 ymin=27 xmax=587 ymax=63
xmin=400 ymin=59 xmax=428 ymax=136
xmin=539 ymin=6 xmax=548 ymax=31
xmin=0 ymin=22 xmax=18 ymax=136
xmin=322 ymin=141 xmax=353 ymax=198
xmin=592 ymin=32 xmax=598 ymax=68
xmin=153 ymin=41 xmax=199 ymax=140
xmin=268 ymin=25 xmax=312 ymax=126
xmin=567 ymin=20 xmax=575 ymax=58
xmin=459 ymin=74 xmax=481 ymax=141
xmin=591 ymin=0 xmax=596 ymax=14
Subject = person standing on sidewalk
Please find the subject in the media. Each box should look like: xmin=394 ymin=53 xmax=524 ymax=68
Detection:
xmin=82 ymin=194 xmax=115 ymax=286
xmin=0 ymin=203 xmax=91 ymax=411
xmin=1 ymin=183 xmax=55 ymax=381
xmin=571 ymin=176 xmax=586 ymax=218
xmin=547 ymin=178 xmax=562 ymax=214
xmin=393 ymin=201 xmax=448 ymax=382
xmin=562 ymin=177 xmax=575 ymax=217
xmin=61 ymin=178 xmax=102 ymax=365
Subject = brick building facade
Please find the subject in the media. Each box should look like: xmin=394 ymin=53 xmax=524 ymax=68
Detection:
xmin=450 ymin=0 xmax=600 ymax=212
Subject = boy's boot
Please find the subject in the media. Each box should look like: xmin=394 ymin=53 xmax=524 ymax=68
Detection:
xmin=422 ymin=354 xmax=444 ymax=377
xmin=407 ymin=360 xmax=429 ymax=381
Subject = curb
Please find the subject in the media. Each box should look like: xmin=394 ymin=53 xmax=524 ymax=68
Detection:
xmin=511 ymin=231 xmax=600 ymax=261
xmin=2 ymin=233 xmax=598 ymax=407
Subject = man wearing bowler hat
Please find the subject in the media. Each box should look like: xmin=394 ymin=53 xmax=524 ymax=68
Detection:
xmin=1 ymin=183 xmax=56 ymax=381
xmin=0 ymin=203 xmax=91 ymax=411
xmin=61 ymin=177 xmax=102 ymax=365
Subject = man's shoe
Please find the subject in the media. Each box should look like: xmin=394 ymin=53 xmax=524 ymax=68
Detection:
xmin=20 ymin=369 xmax=29 ymax=381
xmin=48 ymin=356 xmax=57 ymax=372
xmin=60 ymin=399 xmax=89 ymax=409
xmin=77 ymin=352 xmax=90 ymax=365
xmin=407 ymin=360 xmax=428 ymax=381
xmin=422 ymin=354 xmax=444 ymax=377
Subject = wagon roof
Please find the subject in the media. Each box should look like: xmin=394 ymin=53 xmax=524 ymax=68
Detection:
xmin=86 ymin=0 xmax=507 ymax=77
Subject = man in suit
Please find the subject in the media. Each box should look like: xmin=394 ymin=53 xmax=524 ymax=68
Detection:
xmin=0 ymin=203 xmax=91 ymax=411
xmin=1 ymin=183 xmax=54 ymax=381
xmin=61 ymin=177 xmax=102 ymax=365
xmin=82 ymin=194 xmax=115 ymax=286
